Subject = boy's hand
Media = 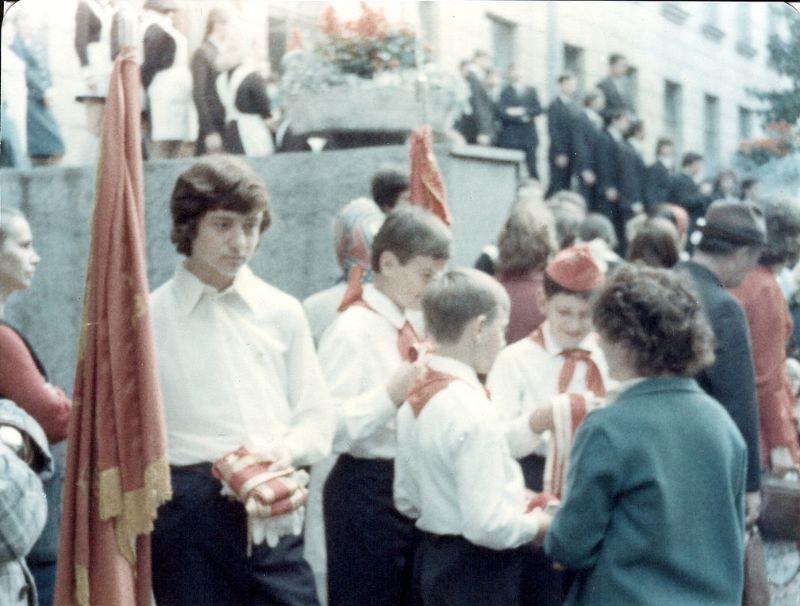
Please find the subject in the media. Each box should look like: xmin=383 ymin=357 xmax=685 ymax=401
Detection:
xmin=529 ymin=508 xmax=553 ymax=545
xmin=387 ymin=362 xmax=425 ymax=407
xmin=255 ymin=446 xmax=293 ymax=473
xmin=529 ymin=407 xmax=554 ymax=434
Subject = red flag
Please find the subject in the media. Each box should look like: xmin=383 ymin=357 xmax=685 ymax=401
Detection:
xmin=409 ymin=125 xmax=452 ymax=226
xmin=54 ymin=47 xmax=171 ymax=606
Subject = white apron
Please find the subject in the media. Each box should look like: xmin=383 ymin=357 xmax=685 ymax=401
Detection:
xmin=216 ymin=65 xmax=274 ymax=157
xmin=1 ymin=43 xmax=28 ymax=155
xmin=143 ymin=11 xmax=198 ymax=142
xmin=78 ymin=0 xmax=114 ymax=99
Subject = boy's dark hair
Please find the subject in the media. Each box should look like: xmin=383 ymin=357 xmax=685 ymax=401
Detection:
xmin=626 ymin=119 xmax=644 ymax=139
xmin=580 ymin=213 xmax=619 ymax=250
xmin=655 ymin=137 xmax=674 ymax=156
xmin=423 ymin=268 xmax=509 ymax=345
xmin=170 ymin=156 xmax=270 ymax=256
xmin=542 ymin=272 xmax=594 ymax=300
xmin=681 ymin=152 xmax=703 ymax=168
xmin=371 ymin=166 xmax=409 ymax=212
xmin=371 ymin=207 xmax=451 ymax=272
xmin=741 ymin=178 xmax=759 ymax=195
xmin=557 ymin=72 xmax=575 ymax=84
xmin=626 ymin=218 xmax=680 ymax=269
xmin=609 ymin=53 xmax=626 ymax=66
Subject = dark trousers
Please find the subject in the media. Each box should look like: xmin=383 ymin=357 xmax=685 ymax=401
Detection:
xmin=324 ymin=454 xmax=417 ymax=606
xmin=518 ymin=454 xmax=571 ymax=606
xmin=152 ymin=465 xmax=319 ymax=606
xmin=546 ymin=161 xmax=571 ymax=197
xmin=414 ymin=532 xmax=524 ymax=606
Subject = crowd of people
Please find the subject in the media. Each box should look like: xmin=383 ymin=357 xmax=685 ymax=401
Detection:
xmin=2 ymin=149 xmax=800 ymax=605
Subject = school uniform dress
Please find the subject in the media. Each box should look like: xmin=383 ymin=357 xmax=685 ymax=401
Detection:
xmin=11 ymin=34 xmax=65 ymax=159
xmin=74 ymin=0 xmax=114 ymax=101
xmin=317 ymin=284 xmax=421 ymax=606
xmin=546 ymin=377 xmax=747 ymax=606
xmin=190 ymin=39 xmax=225 ymax=155
xmin=394 ymin=355 xmax=541 ymax=606
xmin=140 ymin=11 xmax=198 ymax=143
xmin=149 ymin=262 xmax=333 ymax=606
xmin=216 ymin=65 xmax=274 ymax=156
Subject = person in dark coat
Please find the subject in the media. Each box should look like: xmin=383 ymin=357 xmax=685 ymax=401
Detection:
xmin=546 ymin=263 xmax=746 ymax=606
xmin=644 ymin=137 xmax=676 ymax=210
xmin=676 ymin=199 xmax=767 ymax=530
xmin=191 ymin=7 xmax=229 ymax=155
xmin=455 ymin=52 xmax=494 ymax=146
xmin=595 ymin=109 xmax=632 ymax=252
xmin=546 ymin=73 xmax=578 ymax=197
xmin=621 ymin=119 xmax=646 ymax=215
xmin=595 ymin=53 xmax=633 ymax=121
xmin=572 ymin=89 xmax=605 ymax=212
xmin=11 ymin=11 xmax=65 ymax=166
xmin=74 ymin=0 xmax=114 ymax=139
xmin=668 ymin=152 xmax=714 ymax=236
xmin=496 ymin=63 xmax=543 ymax=179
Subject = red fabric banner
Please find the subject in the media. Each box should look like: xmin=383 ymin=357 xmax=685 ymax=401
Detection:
xmin=408 ymin=125 xmax=452 ymax=226
xmin=54 ymin=47 xmax=171 ymax=606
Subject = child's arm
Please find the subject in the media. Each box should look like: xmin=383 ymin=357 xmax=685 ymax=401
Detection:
xmin=393 ymin=405 xmax=421 ymax=520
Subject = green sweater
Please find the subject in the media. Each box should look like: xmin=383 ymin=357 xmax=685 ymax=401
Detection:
xmin=545 ymin=377 xmax=746 ymax=606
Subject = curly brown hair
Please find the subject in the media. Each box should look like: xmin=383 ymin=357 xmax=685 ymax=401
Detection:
xmin=170 ymin=156 xmax=271 ymax=256
xmin=495 ymin=200 xmax=556 ymax=274
xmin=593 ymin=264 xmax=715 ymax=377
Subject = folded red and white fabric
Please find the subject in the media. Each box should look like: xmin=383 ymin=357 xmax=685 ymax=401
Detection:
xmin=543 ymin=392 xmax=604 ymax=499
xmin=213 ymin=446 xmax=309 ymax=551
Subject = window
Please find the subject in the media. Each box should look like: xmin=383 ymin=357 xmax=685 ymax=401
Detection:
xmin=488 ymin=14 xmax=517 ymax=72
xmin=736 ymin=3 xmax=756 ymax=57
xmin=563 ymin=44 xmax=585 ymax=92
xmin=701 ymin=3 xmax=725 ymax=42
xmin=738 ymin=107 xmax=753 ymax=142
xmin=664 ymin=81 xmax=683 ymax=153
xmin=703 ymin=94 xmax=720 ymax=174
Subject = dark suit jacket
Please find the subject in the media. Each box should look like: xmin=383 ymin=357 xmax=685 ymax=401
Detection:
xmin=645 ymin=160 xmax=674 ymax=209
xmin=571 ymin=109 xmax=603 ymax=175
xmin=668 ymin=173 xmax=712 ymax=224
xmin=620 ymin=140 xmax=645 ymax=205
xmin=191 ymin=40 xmax=226 ymax=152
xmin=496 ymin=84 xmax=542 ymax=149
xmin=677 ymin=261 xmax=762 ymax=492
xmin=547 ymin=97 xmax=575 ymax=160
xmin=547 ymin=377 xmax=746 ymax=605
xmin=595 ymin=131 xmax=628 ymax=207
xmin=456 ymin=70 xmax=494 ymax=143
xmin=597 ymin=76 xmax=632 ymax=120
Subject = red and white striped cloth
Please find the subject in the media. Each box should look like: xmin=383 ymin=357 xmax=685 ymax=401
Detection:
xmin=543 ymin=392 xmax=604 ymax=499
xmin=213 ymin=446 xmax=309 ymax=552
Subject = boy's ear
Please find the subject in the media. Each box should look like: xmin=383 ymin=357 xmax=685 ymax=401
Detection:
xmin=378 ymin=250 xmax=399 ymax=275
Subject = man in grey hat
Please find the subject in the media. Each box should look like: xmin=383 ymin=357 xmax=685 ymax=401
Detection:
xmin=677 ymin=200 xmax=766 ymax=526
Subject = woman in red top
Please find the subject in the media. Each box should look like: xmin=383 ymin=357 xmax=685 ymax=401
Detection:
xmin=731 ymin=198 xmax=800 ymax=470
xmin=494 ymin=197 xmax=557 ymax=344
xmin=0 ymin=207 xmax=71 ymax=443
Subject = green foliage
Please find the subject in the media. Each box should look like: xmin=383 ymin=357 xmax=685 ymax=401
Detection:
xmin=749 ymin=10 xmax=800 ymax=124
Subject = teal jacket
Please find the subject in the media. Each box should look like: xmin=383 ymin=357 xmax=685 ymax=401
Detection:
xmin=545 ymin=377 xmax=746 ymax=606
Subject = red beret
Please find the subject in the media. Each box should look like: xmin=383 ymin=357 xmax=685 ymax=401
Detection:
xmin=545 ymin=244 xmax=604 ymax=292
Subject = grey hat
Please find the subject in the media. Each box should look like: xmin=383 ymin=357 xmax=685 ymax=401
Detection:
xmin=144 ymin=0 xmax=179 ymax=12
xmin=700 ymin=199 xmax=767 ymax=246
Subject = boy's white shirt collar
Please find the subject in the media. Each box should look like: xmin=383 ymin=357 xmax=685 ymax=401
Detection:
xmin=425 ymin=354 xmax=483 ymax=392
xmin=173 ymin=261 xmax=261 ymax=316
xmin=361 ymin=283 xmax=407 ymax=331
xmin=540 ymin=320 xmax=598 ymax=355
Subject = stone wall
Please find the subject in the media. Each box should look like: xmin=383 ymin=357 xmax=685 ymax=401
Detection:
xmin=1 ymin=144 xmax=522 ymax=391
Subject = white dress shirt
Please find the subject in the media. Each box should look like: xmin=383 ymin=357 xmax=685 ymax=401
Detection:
xmin=487 ymin=321 xmax=611 ymax=459
xmin=150 ymin=262 xmax=334 ymax=467
xmin=394 ymin=355 xmax=540 ymax=550
xmin=302 ymin=282 xmax=347 ymax=346
xmin=317 ymin=284 xmax=415 ymax=459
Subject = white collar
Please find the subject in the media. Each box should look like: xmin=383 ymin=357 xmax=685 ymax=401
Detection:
xmin=426 ymin=354 xmax=483 ymax=392
xmin=173 ymin=261 xmax=261 ymax=316
xmin=361 ymin=284 xmax=407 ymax=331
xmin=540 ymin=321 xmax=598 ymax=355
xmin=608 ymin=128 xmax=623 ymax=143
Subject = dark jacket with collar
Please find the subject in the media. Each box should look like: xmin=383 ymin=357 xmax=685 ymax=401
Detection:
xmin=496 ymin=84 xmax=542 ymax=149
xmin=676 ymin=260 xmax=761 ymax=492
xmin=547 ymin=96 xmax=575 ymax=160
xmin=596 ymin=76 xmax=632 ymax=120
xmin=546 ymin=377 xmax=746 ymax=606
xmin=645 ymin=160 xmax=674 ymax=208
xmin=668 ymin=173 xmax=712 ymax=224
